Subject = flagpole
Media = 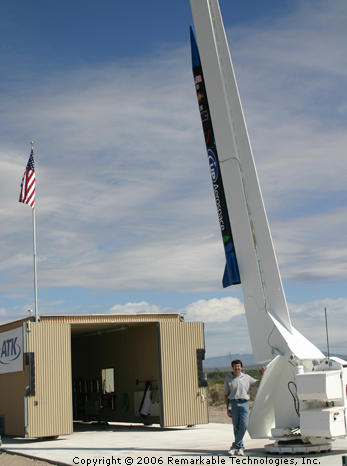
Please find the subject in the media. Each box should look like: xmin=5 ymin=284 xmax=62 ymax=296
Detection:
xmin=19 ymin=142 xmax=38 ymax=321
xmin=30 ymin=141 xmax=38 ymax=322
xmin=32 ymin=207 xmax=38 ymax=322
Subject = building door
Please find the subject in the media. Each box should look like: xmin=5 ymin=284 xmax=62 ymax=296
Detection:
xmin=25 ymin=321 xmax=73 ymax=438
xmin=157 ymin=321 xmax=208 ymax=427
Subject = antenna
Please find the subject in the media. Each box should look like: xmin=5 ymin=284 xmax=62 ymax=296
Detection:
xmin=324 ymin=307 xmax=330 ymax=362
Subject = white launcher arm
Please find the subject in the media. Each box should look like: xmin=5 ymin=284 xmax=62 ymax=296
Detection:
xmin=189 ymin=0 xmax=323 ymax=364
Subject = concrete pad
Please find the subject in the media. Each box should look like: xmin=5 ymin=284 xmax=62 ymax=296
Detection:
xmin=2 ymin=422 xmax=347 ymax=466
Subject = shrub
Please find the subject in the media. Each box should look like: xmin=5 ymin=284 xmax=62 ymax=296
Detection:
xmin=206 ymin=368 xmax=262 ymax=407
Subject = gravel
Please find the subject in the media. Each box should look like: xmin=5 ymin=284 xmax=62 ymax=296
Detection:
xmin=0 ymin=451 xmax=61 ymax=466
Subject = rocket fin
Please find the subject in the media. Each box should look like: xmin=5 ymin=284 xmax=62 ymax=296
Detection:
xmin=223 ymin=250 xmax=241 ymax=288
xmin=222 ymin=263 xmax=231 ymax=288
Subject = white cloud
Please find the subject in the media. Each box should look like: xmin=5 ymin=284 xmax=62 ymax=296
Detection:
xmin=105 ymin=297 xmax=251 ymax=358
xmin=183 ymin=297 xmax=244 ymax=323
xmin=107 ymin=297 xmax=244 ymax=322
xmin=108 ymin=301 xmax=172 ymax=315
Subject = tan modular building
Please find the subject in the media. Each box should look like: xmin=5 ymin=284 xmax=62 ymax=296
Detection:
xmin=0 ymin=313 xmax=208 ymax=438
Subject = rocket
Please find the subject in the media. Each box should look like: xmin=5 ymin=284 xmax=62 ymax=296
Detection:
xmin=190 ymin=25 xmax=240 ymax=287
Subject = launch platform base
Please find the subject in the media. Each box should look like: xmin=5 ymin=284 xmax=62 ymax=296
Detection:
xmin=265 ymin=441 xmax=333 ymax=454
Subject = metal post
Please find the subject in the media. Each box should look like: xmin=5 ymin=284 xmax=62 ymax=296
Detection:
xmin=32 ymin=203 xmax=38 ymax=322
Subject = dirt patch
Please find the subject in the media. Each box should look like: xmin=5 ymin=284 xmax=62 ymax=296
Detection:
xmin=208 ymin=406 xmax=231 ymax=424
xmin=0 ymin=451 xmax=61 ymax=466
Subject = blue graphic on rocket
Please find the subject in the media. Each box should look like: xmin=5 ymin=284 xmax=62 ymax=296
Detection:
xmin=190 ymin=25 xmax=240 ymax=287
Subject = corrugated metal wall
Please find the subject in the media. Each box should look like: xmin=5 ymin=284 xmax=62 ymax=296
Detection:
xmin=0 ymin=320 xmax=30 ymax=436
xmin=159 ymin=322 xmax=208 ymax=427
xmin=26 ymin=321 xmax=73 ymax=438
xmin=41 ymin=314 xmax=182 ymax=324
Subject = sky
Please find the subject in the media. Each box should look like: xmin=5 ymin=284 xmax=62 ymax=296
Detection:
xmin=1 ymin=0 xmax=347 ymax=359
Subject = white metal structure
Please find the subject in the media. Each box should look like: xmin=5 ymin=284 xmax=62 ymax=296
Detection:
xmin=190 ymin=0 xmax=347 ymax=452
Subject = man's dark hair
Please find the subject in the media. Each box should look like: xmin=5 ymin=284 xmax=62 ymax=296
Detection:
xmin=231 ymin=359 xmax=243 ymax=368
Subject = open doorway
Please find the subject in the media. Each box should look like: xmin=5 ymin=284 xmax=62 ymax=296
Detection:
xmin=71 ymin=322 xmax=161 ymax=425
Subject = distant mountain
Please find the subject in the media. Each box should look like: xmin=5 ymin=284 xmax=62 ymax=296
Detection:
xmin=203 ymin=352 xmax=347 ymax=370
xmin=322 ymin=352 xmax=347 ymax=361
xmin=203 ymin=353 xmax=260 ymax=370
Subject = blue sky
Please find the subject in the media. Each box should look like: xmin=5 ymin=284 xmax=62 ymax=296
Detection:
xmin=1 ymin=0 xmax=347 ymax=358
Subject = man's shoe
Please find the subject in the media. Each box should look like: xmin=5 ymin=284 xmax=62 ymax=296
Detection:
xmin=228 ymin=448 xmax=237 ymax=456
xmin=238 ymin=449 xmax=245 ymax=456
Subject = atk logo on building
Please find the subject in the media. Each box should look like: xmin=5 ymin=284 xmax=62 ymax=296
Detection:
xmin=0 ymin=336 xmax=21 ymax=363
xmin=0 ymin=327 xmax=23 ymax=374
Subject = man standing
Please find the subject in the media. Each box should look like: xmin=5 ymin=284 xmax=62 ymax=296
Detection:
xmin=224 ymin=359 xmax=266 ymax=456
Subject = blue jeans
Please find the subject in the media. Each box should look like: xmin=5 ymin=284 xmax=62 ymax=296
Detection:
xmin=230 ymin=399 xmax=249 ymax=450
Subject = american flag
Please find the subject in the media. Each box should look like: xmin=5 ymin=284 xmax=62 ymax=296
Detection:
xmin=194 ymin=75 xmax=202 ymax=85
xmin=19 ymin=148 xmax=36 ymax=210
